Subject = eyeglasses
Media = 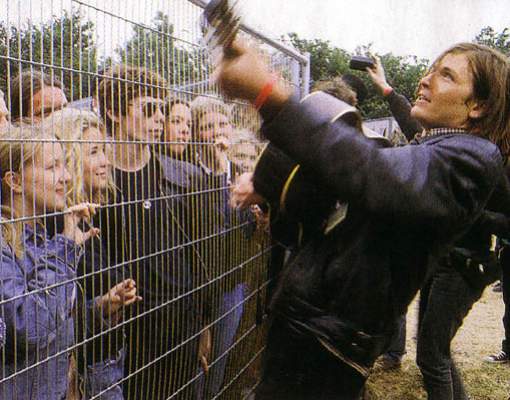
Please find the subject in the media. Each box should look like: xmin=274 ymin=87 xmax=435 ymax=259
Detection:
xmin=141 ymin=101 xmax=165 ymax=118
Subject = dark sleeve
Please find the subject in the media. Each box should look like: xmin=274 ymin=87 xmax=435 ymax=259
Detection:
xmin=261 ymin=94 xmax=503 ymax=233
xmin=253 ymin=143 xmax=335 ymax=226
xmin=385 ymin=90 xmax=423 ymax=141
xmin=76 ymin=237 xmax=123 ymax=366
xmin=252 ymin=143 xmax=299 ymax=208
xmin=476 ymin=211 xmax=510 ymax=239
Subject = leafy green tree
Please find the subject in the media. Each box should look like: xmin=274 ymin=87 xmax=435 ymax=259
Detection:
xmin=116 ymin=11 xmax=206 ymax=87
xmin=287 ymin=32 xmax=428 ymax=119
xmin=0 ymin=9 xmax=98 ymax=100
xmin=287 ymin=32 xmax=350 ymax=83
xmin=474 ymin=26 xmax=510 ymax=55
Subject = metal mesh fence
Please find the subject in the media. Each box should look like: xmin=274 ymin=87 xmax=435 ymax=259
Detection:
xmin=0 ymin=1 xmax=308 ymax=399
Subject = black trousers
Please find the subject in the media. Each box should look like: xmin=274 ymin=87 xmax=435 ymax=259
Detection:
xmin=123 ymin=309 xmax=199 ymax=400
xmin=416 ymin=263 xmax=486 ymax=400
xmin=255 ymin=319 xmax=366 ymax=400
xmin=384 ymin=313 xmax=407 ymax=361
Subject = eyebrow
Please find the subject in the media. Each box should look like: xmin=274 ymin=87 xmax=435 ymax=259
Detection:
xmin=441 ymin=66 xmax=458 ymax=80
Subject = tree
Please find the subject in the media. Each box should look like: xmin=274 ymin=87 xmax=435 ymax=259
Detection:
xmin=115 ymin=11 xmax=206 ymax=88
xmin=287 ymin=32 xmax=428 ymax=119
xmin=474 ymin=26 xmax=510 ymax=55
xmin=0 ymin=9 xmax=98 ymax=100
xmin=286 ymin=32 xmax=351 ymax=83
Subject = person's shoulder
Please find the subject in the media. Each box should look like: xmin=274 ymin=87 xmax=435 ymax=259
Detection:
xmin=434 ymin=134 xmax=501 ymax=158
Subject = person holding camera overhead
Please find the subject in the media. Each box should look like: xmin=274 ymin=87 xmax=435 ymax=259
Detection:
xmin=225 ymin=38 xmax=510 ymax=399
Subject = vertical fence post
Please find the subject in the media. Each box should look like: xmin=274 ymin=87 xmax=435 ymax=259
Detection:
xmin=302 ymin=51 xmax=311 ymax=97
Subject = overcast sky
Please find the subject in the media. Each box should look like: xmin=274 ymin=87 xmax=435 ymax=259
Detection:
xmin=241 ymin=0 xmax=510 ymax=61
xmin=2 ymin=0 xmax=509 ymax=62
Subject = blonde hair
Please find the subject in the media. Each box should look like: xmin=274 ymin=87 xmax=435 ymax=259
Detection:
xmin=0 ymin=124 xmax=46 ymax=257
xmin=191 ymin=96 xmax=232 ymax=138
xmin=45 ymin=107 xmax=115 ymax=204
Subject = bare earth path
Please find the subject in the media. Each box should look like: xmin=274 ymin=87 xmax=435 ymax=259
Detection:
xmin=366 ymin=287 xmax=509 ymax=399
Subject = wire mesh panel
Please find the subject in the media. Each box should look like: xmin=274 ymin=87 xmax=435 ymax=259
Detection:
xmin=0 ymin=1 xmax=308 ymax=399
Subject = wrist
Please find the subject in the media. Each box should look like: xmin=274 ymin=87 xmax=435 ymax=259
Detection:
xmin=258 ymin=82 xmax=292 ymax=121
xmin=253 ymin=75 xmax=278 ymax=110
xmin=381 ymin=85 xmax=393 ymax=97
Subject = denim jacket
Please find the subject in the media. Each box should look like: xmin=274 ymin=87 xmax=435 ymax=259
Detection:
xmin=0 ymin=224 xmax=81 ymax=400
xmin=0 ymin=318 xmax=5 ymax=349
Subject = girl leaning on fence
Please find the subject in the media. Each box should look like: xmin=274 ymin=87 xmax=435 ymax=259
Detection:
xmin=0 ymin=124 xmax=98 ymax=400
xmin=50 ymin=108 xmax=141 ymax=400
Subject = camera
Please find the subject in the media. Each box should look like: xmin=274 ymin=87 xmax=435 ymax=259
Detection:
xmin=349 ymin=56 xmax=374 ymax=72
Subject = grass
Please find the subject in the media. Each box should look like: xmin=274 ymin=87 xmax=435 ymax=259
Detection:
xmin=364 ymin=358 xmax=510 ymax=399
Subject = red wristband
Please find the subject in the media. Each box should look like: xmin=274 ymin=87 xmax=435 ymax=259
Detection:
xmin=382 ymin=86 xmax=393 ymax=97
xmin=253 ymin=76 xmax=278 ymax=111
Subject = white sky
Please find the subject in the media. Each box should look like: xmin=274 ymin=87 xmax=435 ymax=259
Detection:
xmin=241 ymin=0 xmax=510 ymax=61
xmin=1 ymin=0 xmax=509 ymax=62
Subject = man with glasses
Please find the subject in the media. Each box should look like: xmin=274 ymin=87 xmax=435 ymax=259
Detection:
xmin=9 ymin=70 xmax=68 ymax=123
xmin=98 ymin=65 xmax=201 ymax=400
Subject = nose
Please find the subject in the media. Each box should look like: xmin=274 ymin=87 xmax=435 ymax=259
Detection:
xmin=62 ymin=166 xmax=71 ymax=184
xmin=153 ymin=106 xmax=165 ymax=123
xmin=181 ymin=123 xmax=190 ymax=136
xmin=98 ymin=149 xmax=108 ymax=167
xmin=419 ymin=72 xmax=432 ymax=89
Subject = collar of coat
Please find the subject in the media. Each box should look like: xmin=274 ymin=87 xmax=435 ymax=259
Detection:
xmin=413 ymin=127 xmax=467 ymax=143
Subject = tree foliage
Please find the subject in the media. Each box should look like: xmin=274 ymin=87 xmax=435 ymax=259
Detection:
xmin=287 ymin=33 xmax=429 ymax=119
xmin=0 ymin=9 xmax=98 ymax=100
xmin=115 ymin=11 xmax=206 ymax=87
xmin=474 ymin=26 xmax=510 ymax=56
xmin=0 ymin=11 xmax=507 ymax=119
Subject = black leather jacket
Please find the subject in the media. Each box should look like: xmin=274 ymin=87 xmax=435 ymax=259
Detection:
xmin=253 ymin=92 xmax=506 ymax=374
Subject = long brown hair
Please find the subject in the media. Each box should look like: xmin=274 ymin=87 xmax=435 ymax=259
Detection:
xmin=432 ymin=43 xmax=510 ymax=156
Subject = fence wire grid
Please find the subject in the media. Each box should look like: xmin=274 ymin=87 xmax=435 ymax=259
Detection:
xmin=0 ymin=1 xmax=309 ymax=399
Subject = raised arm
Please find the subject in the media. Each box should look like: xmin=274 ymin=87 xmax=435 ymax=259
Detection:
xmin=366 ymin=56 xmax=423 ymax=140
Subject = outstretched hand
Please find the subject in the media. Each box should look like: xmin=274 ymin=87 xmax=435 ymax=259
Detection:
xmin=97 ymin=278 xmax=142 ymax=318
xmin=230 ymin=172 xmax=264 ymax=209
xmin=198 ymin=328 xmax=212 ymax=374
xmin=62 ymin=203 xmax=100 ymax=245
xmin=214 ymin=40 xmax=291 ymax=115
xmin=366 ymin=55 xmax=392 ymax=95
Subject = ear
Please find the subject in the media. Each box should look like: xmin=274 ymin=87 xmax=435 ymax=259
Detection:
xmin=3 ymin=171 xmax=23 ymax=194
xmin=468 ymin=100 xmax=486 ymax=120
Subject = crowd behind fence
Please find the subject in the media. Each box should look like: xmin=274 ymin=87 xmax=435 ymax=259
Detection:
xmin=0 ymin=1 xmax=309 ymax=399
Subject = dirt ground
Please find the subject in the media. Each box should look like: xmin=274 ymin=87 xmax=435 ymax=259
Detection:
xmin=366 ymin=285 xmax=510 ymax=400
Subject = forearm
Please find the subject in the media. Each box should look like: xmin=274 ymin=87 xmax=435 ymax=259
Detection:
xmin=385 ymin=90 xmax=423 ymax=141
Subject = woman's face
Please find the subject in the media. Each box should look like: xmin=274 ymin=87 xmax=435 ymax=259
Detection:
xmin=196 ymin=111 xmax=233 ymax=143
xmin=23 ymin=140 xmax=71 ymax=215
xmin=164 ymin=103 xmax=192 ymax=156
xmin=82 ymin=127 xmax=110 ymax=197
